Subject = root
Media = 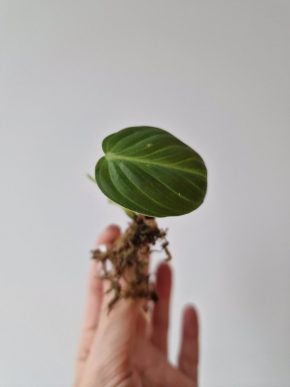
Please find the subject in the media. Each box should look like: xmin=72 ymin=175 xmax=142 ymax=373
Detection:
xmin=91 ymin=215 xmax=171 ymax=311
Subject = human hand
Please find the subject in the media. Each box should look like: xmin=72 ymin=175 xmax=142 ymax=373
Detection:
xmin=73 ymin=225 xmax=199 ymax=387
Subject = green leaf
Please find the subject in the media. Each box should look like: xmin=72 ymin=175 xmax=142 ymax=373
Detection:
xmin=95 ymin=126 xmax=207 ymax=217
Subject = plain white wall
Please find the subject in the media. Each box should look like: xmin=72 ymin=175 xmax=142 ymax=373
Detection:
xmin=1 ymin=1 xmax=290 ymax=386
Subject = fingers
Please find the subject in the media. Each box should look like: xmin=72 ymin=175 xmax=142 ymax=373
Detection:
xmin=88 ymin=293 xmax=142 ymax=379
xmin=87 ymin=238 xmax=148 ymax=371
xmin=99 ymin=239 xmax=150 ymax=328
xmin=96 ymin=224 xmax=121 ymax=247
xmin=151 ymin=262 xmax=172 ymax=355
xmin=74 ymin=225 xmax=120 ymax=385
xmin=135 ymin=341 xmax=192 ymax=387
xmin=178 ymin=305 xmax=199 ymax=384
xmin=83 ymin=225 xmax=121 ymax=331
xmin=88 ymin=242 xmax=144 ymax=363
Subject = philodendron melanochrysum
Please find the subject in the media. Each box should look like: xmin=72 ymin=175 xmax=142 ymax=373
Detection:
xmin=91 ymin=126 xmax=208 ymax=309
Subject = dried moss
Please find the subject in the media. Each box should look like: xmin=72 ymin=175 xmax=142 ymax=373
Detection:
xmin=91 ymin=216 xmax=171 ymax=310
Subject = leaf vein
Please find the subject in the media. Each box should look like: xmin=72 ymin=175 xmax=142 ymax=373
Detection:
xmin=106 ymin=153 xmax=206 ymax=178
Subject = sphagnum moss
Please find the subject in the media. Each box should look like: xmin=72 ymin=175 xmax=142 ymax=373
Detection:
xmin=91 ymin=215 xmax=170 ymax=311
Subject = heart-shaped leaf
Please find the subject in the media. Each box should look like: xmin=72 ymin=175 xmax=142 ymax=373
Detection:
xmin=95 ymin=126 xmax=207 ymax=217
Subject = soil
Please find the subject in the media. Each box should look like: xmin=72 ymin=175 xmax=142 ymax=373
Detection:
xmin=91 ymin=215 xmax=171 ymax=311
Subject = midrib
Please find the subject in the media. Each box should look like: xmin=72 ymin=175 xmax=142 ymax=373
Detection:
xmin=105 ymin=152 xmax=205 ymax=177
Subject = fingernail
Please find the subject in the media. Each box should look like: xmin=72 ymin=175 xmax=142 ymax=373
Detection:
xmin=99 ymin=243 xmax=108 ymax=252
xmin=106 ymin=224 xmax=120 ymax=232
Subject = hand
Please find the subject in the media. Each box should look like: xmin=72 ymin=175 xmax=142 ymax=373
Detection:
xmin=73 ymin=225 xmax=199 ymax=387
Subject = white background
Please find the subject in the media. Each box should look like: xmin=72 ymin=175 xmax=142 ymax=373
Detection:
xmin=1 ymin=1 xmax=290 ymax=386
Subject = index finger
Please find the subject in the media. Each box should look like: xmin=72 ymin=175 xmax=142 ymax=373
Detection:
xmin=73 ymin=225 xmax=120 ymax=386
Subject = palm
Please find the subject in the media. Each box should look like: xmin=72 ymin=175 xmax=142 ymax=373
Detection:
xmin=133 ymin=331 xmax=198 ymax=387
xmin=74 ymin=226 xmax=198 ymax=387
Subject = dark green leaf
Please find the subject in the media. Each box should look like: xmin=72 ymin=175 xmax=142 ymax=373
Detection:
xmin=95 ymin=126 xmax=207 ymax=217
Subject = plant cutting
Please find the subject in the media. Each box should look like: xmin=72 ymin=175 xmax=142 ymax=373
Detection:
xmin=89 ymin=126 xmax=207 ymax=310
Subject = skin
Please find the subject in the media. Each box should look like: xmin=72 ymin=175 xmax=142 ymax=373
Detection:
xmin=73 ymin=225 xmax=199 ymax=387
